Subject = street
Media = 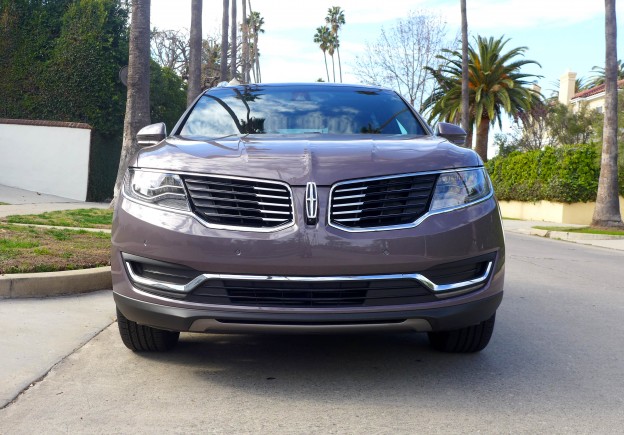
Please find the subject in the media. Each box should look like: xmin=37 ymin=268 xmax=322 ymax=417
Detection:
xmin=1 ymin=232 xmax=623 ymax=434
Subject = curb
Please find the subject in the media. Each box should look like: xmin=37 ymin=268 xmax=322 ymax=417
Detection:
xmin=0 ymin=266 xmax=112 ymax=299
xmin=517 ymin=228 xmax=624 ymax=241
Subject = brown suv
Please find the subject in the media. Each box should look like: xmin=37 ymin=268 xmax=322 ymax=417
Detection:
xmin=112 ymin=83 xmax=505 ymax=353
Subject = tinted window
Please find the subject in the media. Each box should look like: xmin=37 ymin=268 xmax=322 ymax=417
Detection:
xmin=179 ymin=85 xmax=427 ymax=138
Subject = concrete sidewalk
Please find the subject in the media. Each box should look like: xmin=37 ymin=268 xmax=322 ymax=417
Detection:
xmin=0 ymin=184 xmax=108 ymax=217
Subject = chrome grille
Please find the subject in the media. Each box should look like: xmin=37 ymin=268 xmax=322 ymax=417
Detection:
xmin=182 ymin=175 xmax=293 ymax=229
xmin=329 ymin=174 xmax=438 ymax=229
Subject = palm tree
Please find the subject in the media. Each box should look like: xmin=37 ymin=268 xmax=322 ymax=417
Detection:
xmin=187 ymin=0 xmax=202 ymax=105
xmin=325 ymin=6 xmax=345 ymax=83
xmin=327 ymin=33 xmax=337 ymax=82
xmin=241 ymin=0 xmax=250 ymax=83
xmin=220 ymin=0 xmax=229 ymax=82
xmin=460 ymin=0 xmax=469 ymax=136
xmin=589 ymin=59 xmax=624 ymax=88
xmin=313 ymin=25 xmax=331 ymax=82
xmin=423 ymin=36 xmax=541 ymax=162
xmin=592 ymin=0 xmax=623 ymax=228
xmin=112 ymin=0 xmax=151 ymax=206
xmin=248 ymin=10 xmax=264 ymax=83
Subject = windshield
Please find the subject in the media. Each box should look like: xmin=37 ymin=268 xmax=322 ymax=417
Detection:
xmin=178 ymin=85 xmax=427 ymax=139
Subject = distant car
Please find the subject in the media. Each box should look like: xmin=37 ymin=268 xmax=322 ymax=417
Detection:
xmin=111 ymin=83 xmax=505 ymax=353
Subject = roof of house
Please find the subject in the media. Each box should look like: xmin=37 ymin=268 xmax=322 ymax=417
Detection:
xmin=572 ymin=79 xmax=624 ymax=100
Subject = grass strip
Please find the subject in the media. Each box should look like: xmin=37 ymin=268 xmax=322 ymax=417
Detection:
xmin=533 ymin=226 xmax=624 ymax=236
xmin=0 ymin=223 xmax=110 ymax=274
xmin=4 ymin=208 xmax=113 ymax=229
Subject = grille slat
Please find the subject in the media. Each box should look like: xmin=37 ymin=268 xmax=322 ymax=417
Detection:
xmin=183 ymin=175 xmax=294 ymax=229
xmin=330 ymin=174 xmax=438 ymax=229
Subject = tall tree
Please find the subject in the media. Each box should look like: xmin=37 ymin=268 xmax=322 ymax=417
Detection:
xmin=327 ymin=33 xmax=336 ymax=82
xmin=592 ymin=0 xmax=623 ymax=228
xmin=460 ymin=0 xmax=470 ymax=140
xmin=248 ymin=10 xmax=264 ymax=83
xmin=112 ymin=0 xmax=151 ymax=205
xmin=151 ymin=29 xmax=189 ymax=78
xmin=220 ymin=0 xmax=229 ymax=81
xmin=187 ymin=0 xmax=202 ymax=105
xmin=230 ymin=0 xmax=237 ymax=80
xmin=423 ymin=36 xmax=541 ymax=162
xmin=353 ymin=10 xmax=447 ymax=107
xmin=313 ymin=26 xmax=331 ymax=82
xmin=325 ymin=6 xmax=345 ymax=83
xmin=241 ymin=0 xmax=249 ymax=83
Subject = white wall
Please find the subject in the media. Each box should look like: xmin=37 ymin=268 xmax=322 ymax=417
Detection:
xmin=0 ymin=121 xmax=91 ymax=201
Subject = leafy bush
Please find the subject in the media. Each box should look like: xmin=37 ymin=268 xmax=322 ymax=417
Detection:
xmin=485 ymin=144 xmax=624 ymax=203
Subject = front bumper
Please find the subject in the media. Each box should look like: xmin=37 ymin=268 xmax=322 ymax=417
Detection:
xmin=112 ymin=191 xmax=505 ymax=333
xmin=114 ymin=291 xmax=503 ymax=333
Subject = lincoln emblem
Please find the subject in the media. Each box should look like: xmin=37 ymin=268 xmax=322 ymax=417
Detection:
xmin=305 ymin=182 xmax=318 ymax=225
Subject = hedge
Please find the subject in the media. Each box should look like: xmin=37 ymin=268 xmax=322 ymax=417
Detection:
xmin=485 ymin=144 xmax=624 ymax=203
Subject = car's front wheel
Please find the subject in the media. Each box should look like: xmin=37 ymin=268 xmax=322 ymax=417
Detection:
xmin=428 ymin=312 xmax=496 ymax=353
xmin=116 ymin=308 xmax=179 ymax=352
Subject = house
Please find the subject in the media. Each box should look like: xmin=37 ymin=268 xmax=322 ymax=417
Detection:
xmin=559 ymin=70 xmax=624 ymax=113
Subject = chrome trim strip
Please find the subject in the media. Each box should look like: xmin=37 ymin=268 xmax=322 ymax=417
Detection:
xmin=125 ymin=260 xmax=493 ymax=298
xmin=327 ymin=167 xmax=493 ymax=233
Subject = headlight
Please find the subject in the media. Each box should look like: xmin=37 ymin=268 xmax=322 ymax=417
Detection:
xmin=430 ymin=168 xmax=492 ymax=212
xmin=123 ymin=169 xmax=189 ymax=211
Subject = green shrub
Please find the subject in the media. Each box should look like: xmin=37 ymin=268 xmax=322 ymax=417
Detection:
xmin=485 ymin=144 xmax=624 ymax=203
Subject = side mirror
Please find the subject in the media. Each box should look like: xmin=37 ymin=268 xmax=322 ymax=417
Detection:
xmin=137 ymin=122 xmax=167 ymax=147
xmin=435 ymin=122 xmax=467 ymax=147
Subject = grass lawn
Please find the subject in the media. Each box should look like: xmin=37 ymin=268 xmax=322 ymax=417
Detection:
xmin=0 ymin=223 xmax=110 ymax=274
xmin=533 ymin=226 xmax=624 ymax=236
xmin=4 ymin=208 xmax=113 ymax=229
xmin=0 ymin=202 xmax=9 ymax=205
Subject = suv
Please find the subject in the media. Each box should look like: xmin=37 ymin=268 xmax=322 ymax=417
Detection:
xmin=112 ymin=83 xmax=504 ymax=353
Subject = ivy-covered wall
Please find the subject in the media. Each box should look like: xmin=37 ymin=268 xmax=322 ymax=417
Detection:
xmin=0 ymin=0 xmax=186 ymax=201
xmin=485 ymin=144 xmax=624 ymax=203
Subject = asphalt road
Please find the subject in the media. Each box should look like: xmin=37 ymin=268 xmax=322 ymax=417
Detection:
xmin=1 ymin=233 xmax=623 ymax=434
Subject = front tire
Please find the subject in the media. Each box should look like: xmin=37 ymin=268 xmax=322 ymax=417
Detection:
xmin=428 ymin=312 xmax=496 ymax=353
xmin=116 ymin=308 xmax=179 ymax=352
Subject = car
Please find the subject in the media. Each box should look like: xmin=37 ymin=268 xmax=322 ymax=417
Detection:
xmin=111 ymin=82 xmax=505 ymax=353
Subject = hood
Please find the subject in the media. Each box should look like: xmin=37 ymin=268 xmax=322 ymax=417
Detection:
xmin=136 ymin=134 xmax=481 ymax=186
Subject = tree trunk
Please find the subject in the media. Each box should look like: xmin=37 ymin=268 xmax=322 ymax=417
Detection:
xmin=187 ymin=0 xmax=202 ymax=105
xmin=460 ymin=0 xmax=470 ymax=134
xmin=230 ymin=0 xmax=237 ymax=80
xmin=331 ymin=53 xmax=335 ymax=82
xmin=220 ymin=0 xmax=229 ymax=82
xmin=241 ymin=0 xmax=249 ymax=83
xmin=464 ymin=122 xmax=473 ymax=149
xmin=111 ymin=0 xmax=151 ymax=207
xmin=474 ymin=118 xmax=489 ymax=162
xmin=254 ymin=34 xmax=260 ymax=82
xmin=592 ymin=0 xmax=623 ymax=228
xmin=337 ymin=46 xmax=342 ymax=83
xmin=323 ymin=52 xmax=329 ymax=82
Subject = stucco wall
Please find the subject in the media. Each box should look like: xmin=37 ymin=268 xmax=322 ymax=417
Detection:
xmin=499 ymin=197 xmax=624 ymax=225
xmin=0 ymin=120 xmax=91 ymax=201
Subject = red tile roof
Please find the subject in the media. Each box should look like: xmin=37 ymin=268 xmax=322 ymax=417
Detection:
xmin=572 ymin=79 xmax=624 ymax=100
